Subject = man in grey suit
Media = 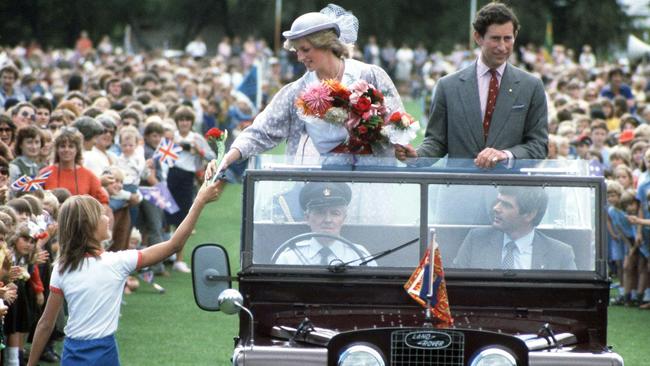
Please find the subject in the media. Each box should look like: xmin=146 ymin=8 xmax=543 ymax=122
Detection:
xmin=453 ymin=186 xmax=576 ymax=270
xmin=395 ymin=3 xmax=548 ymax=168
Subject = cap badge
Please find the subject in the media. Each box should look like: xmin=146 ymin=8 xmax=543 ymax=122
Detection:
xmin=323 ymin=188 xmax=331 ymax=197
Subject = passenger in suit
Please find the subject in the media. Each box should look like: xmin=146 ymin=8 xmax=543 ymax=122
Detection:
xmin=453 ymin=186 xmax=577 ymax=270
xmin=395 ymin=2 xmax=548 ymax=168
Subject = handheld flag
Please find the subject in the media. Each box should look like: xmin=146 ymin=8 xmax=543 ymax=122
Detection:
xmin=138 ymin=182 xmax=180 ymax=214
xmin=11 ymin=169 xmax=52 ymax=192
xmin=404 ymin=232 xmax=453 ymax=327
xmin=236 ymin=62 xmax=262 ymax=112
xmin=153 ymin=138 xmax=182 ymax=167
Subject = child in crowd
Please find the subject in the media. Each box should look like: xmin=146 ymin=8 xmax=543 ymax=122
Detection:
xmin=138 ymin=121 xmax=168 ymax=275
xmin=626 ymin=190 xmax=650 ymax=308
xmin=606 ymin=180 xmax=626 ymax=297
xmin=614 ymin=164 xmax=635 ymax=191
xmin=115 ymin=126 xmax=148 ymax=228
xmin=104 ymin=166 xmax=141 ymax=251
xmin=613 ymin=192 xmax=642 ymax=306
xmin=590 ymin=120 xmax=610 ymax=166
xmin=5 ymin=223 xmax=45 ymax=366
xmin=27 ymin=179 xmax=222 ymax=365
xmin=166 ymin=106 xmax=215 ymax=273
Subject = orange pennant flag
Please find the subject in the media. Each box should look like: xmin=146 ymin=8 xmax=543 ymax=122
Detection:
xmin=404 ymin=239 xmax=453 ymax=327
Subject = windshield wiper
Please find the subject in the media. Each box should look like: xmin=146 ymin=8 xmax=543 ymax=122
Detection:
xmin=328 ymin=237 xmax=419 ymax=272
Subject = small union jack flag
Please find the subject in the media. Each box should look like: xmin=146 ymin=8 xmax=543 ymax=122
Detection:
xmin=11 ymin=169 xmax=52 ymax=192
xmin=153 ymin=138 xmax=182 ymax=167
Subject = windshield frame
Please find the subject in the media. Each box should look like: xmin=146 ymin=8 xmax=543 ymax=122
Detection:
xmin=241 ymin=168 xmax=607 ymax=281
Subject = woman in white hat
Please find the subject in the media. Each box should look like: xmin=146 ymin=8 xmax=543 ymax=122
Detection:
xmin=208 ymin=4 xmax=404 ymax=176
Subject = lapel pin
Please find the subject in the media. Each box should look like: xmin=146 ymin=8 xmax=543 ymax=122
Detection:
xmin=508 ymin=88 xmax=512 ymax=93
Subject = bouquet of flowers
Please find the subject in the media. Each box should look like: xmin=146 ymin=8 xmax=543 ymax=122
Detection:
xmin=204 ymin=127 xmax=228 ymax=184
xmin=296 ymin=79 xmax=419 ymax=154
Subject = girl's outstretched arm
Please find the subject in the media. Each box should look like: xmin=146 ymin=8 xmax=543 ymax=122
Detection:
xmin=139 ymin=180 xmax=224 ymax=268
xmin=28 ymin=291 xmax=64 ymax=366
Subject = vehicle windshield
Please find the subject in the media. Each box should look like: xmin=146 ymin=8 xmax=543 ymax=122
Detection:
xmin=247 ymin=156 xmax=601 ymax=274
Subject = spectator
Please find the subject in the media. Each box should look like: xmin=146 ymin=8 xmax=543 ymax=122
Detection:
xmin=0 ymin=114 xmax=17 ymax=152
xmin=0 ymin=64 xmax=26 ymax=109
xmin=41 ymin=127 xmax=110 ymax=211
xmin=600 ymin=68 xmax=635 ymax=112
xmin=166 ymin=106 xmax=214 ymax=272
xmin=30 ymin=96 xmax=52 ymax=129
xmin=10 ymin=102 xmax=37 ymax=130
xmin=27 ymin=180 xmax=221 ymax=365
xmin=9 ymin=125 xmax=43 ymax=184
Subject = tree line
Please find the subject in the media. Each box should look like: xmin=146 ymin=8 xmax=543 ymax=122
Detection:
xmin=0 ymin=0 xmax=633 ymax=57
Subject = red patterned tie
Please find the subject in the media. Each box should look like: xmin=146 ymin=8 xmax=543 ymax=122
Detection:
xmin=483 ymin=69 xmax=499 ymax=141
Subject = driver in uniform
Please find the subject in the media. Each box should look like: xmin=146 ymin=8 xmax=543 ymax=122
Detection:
xmin=275 ymin=182 xmax=377 ymax=266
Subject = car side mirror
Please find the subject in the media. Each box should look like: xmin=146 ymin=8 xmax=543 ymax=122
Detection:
xmin=191 ymin=244 xmax=232 ymax=311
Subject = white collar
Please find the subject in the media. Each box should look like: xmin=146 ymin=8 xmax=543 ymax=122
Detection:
xmin=504 ymin=230 xmax=535 ymax=255
xmin=476 ymin=57 xmax=506 ymax=78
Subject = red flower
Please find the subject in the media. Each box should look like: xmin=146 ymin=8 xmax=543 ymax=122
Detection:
xmin=353 ymin=97 xmax=371 ymax=114
xmin=389 ymin=111 xmax=402 ymax=123
xmin=357 ymin=125 xmax=368 ymax=135
xmin=205 ymin=127 xmax=224 ymax=140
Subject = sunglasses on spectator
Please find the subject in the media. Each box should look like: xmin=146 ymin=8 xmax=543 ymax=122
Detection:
xmin=0 ymin=167 xmax=8 ymax=175
xmin=0 ymin=127 xmax=12 ymax=133
xmin=21 ymin=111 xmax=36 ymax=121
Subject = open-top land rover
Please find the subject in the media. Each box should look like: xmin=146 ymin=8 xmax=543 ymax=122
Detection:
xmin=192 ymin=155 xmax=623 ymax=366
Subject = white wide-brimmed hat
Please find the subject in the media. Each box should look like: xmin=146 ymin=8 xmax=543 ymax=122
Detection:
xmin=282 ymin=12 xmax=340 ymax=40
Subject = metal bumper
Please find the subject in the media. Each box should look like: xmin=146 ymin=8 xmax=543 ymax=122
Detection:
xmin=232 ymin=345 xmax=327 ymax=366
xmin=232 ymin=344 xmax=625 ymax=366
xmin=530 ymin=349 xmax=624 ymax=366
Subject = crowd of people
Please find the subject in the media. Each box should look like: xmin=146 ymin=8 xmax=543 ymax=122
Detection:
xmin=0 ymin=3 xmax=650 ymax=363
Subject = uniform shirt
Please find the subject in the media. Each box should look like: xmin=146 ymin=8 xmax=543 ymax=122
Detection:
xmin=50 ymin=250 xmax=142 ymax=340
xmin=275 ymin=238 xmax=377 ymax=266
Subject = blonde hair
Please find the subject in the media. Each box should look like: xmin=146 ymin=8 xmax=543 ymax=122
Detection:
xmin=107 ymin=166 xmax=125 ymax=182
xmin=0 ymin=207 xmax=17 ymax=229
xmin=606 ymin=179 xmax=624 ymax=196
xmin=609 ymin=146 xmax=632 ymax=167
xmin=283 ymin=29 xmax=350 ymax=59
xmin=42 ymin=191 xmax=60 ymax=218
xmin=57 ymin=195 xmax=104 ymax=274
xmin=119 ymin=125 xmax=140 ymax=144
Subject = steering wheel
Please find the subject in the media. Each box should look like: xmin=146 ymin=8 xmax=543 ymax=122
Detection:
xmin=270 ymin=232 xmax=367 ymax=265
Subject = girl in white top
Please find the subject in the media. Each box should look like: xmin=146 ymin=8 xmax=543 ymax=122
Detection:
xmin=27 ymin=179 xmax=223 ymax=366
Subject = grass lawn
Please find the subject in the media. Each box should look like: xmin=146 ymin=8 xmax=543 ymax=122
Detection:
xmin=114 ymin=98 xmax=650 ymax=365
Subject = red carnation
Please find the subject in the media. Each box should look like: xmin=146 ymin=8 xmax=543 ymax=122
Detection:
xmin=353 ymin=97 xmax=372 ymax=115
xmin=205 ymin=127 xmax=224 ymax=140
xmin=357 ymin=125 xmax=368 ymax=135
xmin=389 ymin=111 xmax=402 ymax=123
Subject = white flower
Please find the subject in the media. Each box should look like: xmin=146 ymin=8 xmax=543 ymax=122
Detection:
xmin=323 ymin=107 xmax=349 ymax=125
xmin=384 ymin=121 xmax=421 ymax=146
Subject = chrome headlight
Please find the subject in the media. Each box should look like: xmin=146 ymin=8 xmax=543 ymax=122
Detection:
xmin=470 ymin=348 xmax=517 ymax=366
xmin=338 ymin=344 xmax=385 ymax=366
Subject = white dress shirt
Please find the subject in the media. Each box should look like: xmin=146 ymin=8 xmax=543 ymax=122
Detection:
xmin=502 ymin=230 xmax=534 ymax=270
